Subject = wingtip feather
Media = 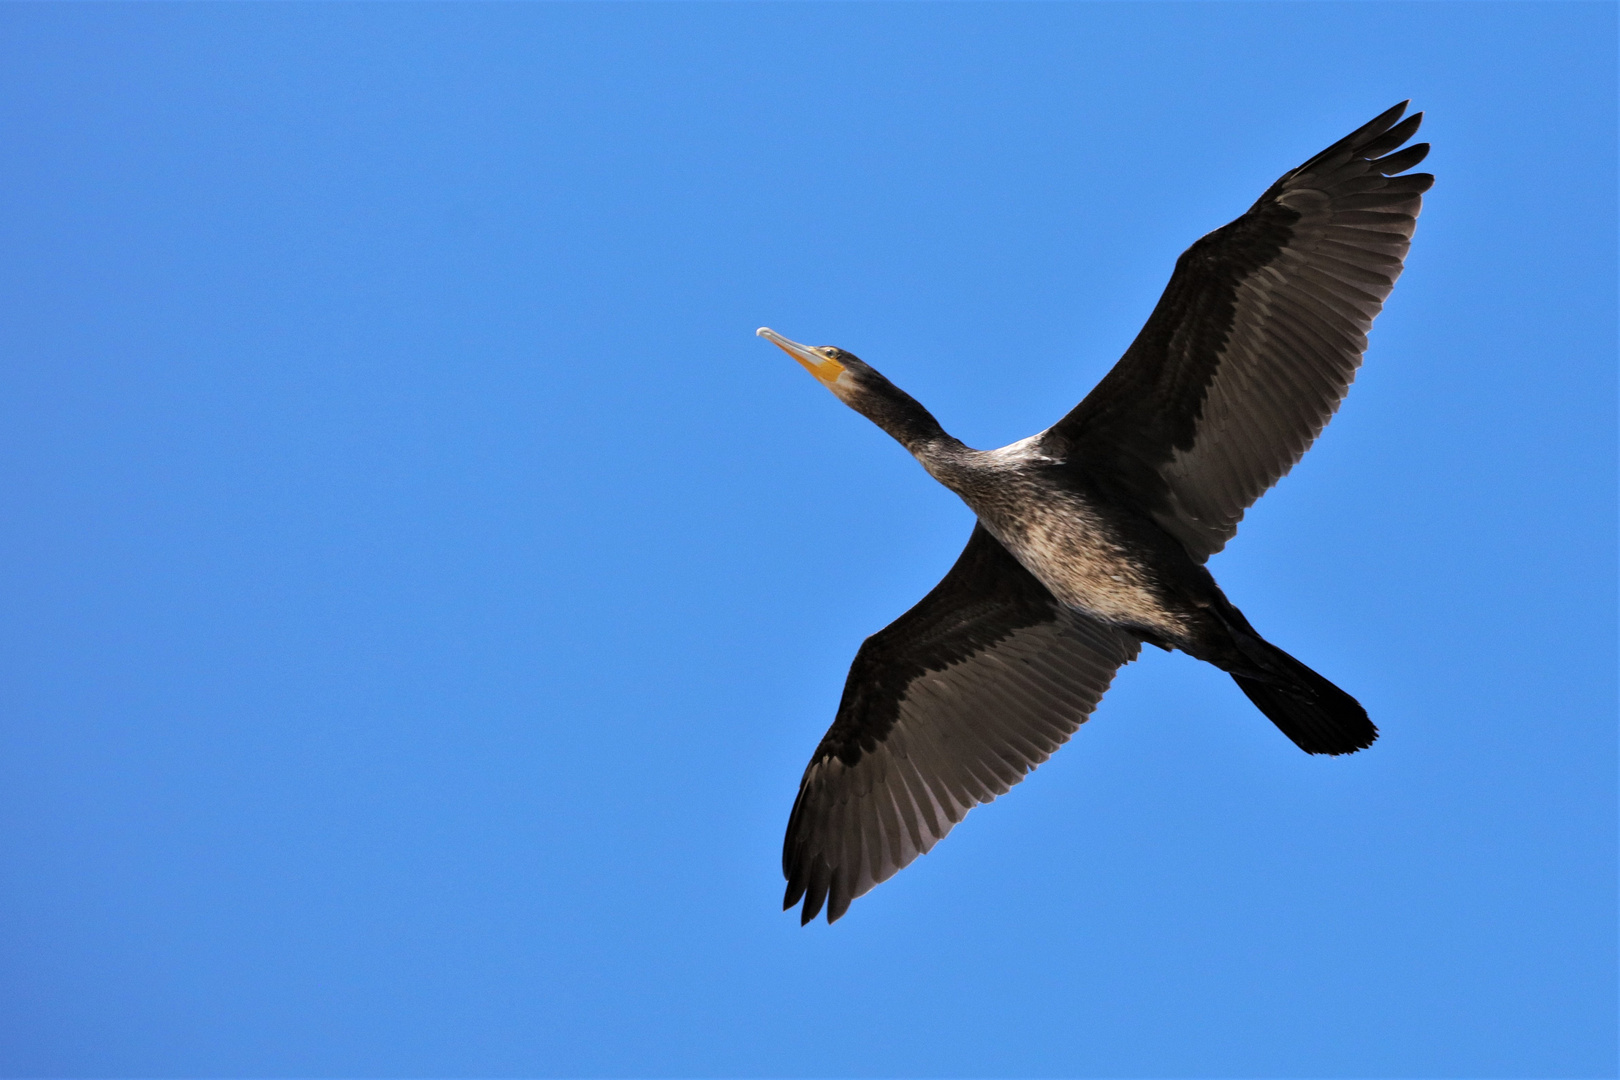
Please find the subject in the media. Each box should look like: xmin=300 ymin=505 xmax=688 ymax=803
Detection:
xmin=1373 ymin=142 xmax=1430 ymax=174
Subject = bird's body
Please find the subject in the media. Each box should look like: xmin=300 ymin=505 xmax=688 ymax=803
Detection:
xmin=928 ymin=441 xmax=1196 ymax=642
xmin=759 ymin=103 xmax=1433 ymax=924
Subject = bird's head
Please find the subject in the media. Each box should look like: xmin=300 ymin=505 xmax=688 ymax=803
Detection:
xmin=755 ymin=326 xmax=950 ymax=454
xmin=755 ymin=327 xmax=871 ymax=404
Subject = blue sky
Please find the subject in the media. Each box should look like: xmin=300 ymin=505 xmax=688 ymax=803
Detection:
xmin=0 ymin=3 xmax=1613 ymax=1077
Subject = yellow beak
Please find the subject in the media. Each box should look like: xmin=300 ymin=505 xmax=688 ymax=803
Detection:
xmin=757 ymin=327 xmax=847 ymax=387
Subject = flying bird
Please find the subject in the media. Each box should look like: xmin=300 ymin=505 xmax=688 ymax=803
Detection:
xmin=759 ymin=103 xmax=1432 ymax=924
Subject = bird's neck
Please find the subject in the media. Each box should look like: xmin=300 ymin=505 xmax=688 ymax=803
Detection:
xmin=846 ymin=378 xmax=967 ymax=463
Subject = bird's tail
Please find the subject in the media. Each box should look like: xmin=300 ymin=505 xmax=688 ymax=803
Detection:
xmin=1202 ymin=597 xmax=1376 ymax=755
xmin=1227 ymin=635 xmax=1377 ymax=755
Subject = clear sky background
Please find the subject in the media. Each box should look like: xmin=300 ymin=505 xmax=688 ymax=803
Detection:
xmin=0 ymin=3 xmax=1613 ymax=1077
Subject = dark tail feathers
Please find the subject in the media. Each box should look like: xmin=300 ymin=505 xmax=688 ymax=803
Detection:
xmin=1229 ymin=639 xmax=1377 ymax=756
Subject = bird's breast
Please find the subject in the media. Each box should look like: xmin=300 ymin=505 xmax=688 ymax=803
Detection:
xmin=973 ymin=488 xmax=1189 ymax=639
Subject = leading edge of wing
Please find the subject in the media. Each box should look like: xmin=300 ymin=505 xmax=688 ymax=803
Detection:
xmin=783 ymin=524 xmax=1141 ymax=924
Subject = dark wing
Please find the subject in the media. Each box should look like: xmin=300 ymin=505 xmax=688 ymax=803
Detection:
xmin=783 ymin=524 xmax=1140 ymax=924
xmin=1043 ymin=102 xmax=1433 ymax=560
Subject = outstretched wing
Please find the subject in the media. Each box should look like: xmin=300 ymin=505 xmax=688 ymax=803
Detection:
xmin=1044 ymin=102 xmax=1433 ymax=560
xmin=783 ymin=524 xmax=1140 ymax=924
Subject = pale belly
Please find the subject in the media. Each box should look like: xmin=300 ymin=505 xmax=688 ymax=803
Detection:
xmin=977 ymin=497 xmax=1189 ymax=639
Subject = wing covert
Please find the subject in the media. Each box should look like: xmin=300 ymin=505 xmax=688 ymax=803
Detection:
xmin=783 ymin=524 xmax=1140 ymax=924
xmin=1045 ymin=102 xmax=1433 ymax=559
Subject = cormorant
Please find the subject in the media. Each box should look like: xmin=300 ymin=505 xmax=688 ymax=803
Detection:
xmin=759 ymin=103 xmax=1432 ymax=924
